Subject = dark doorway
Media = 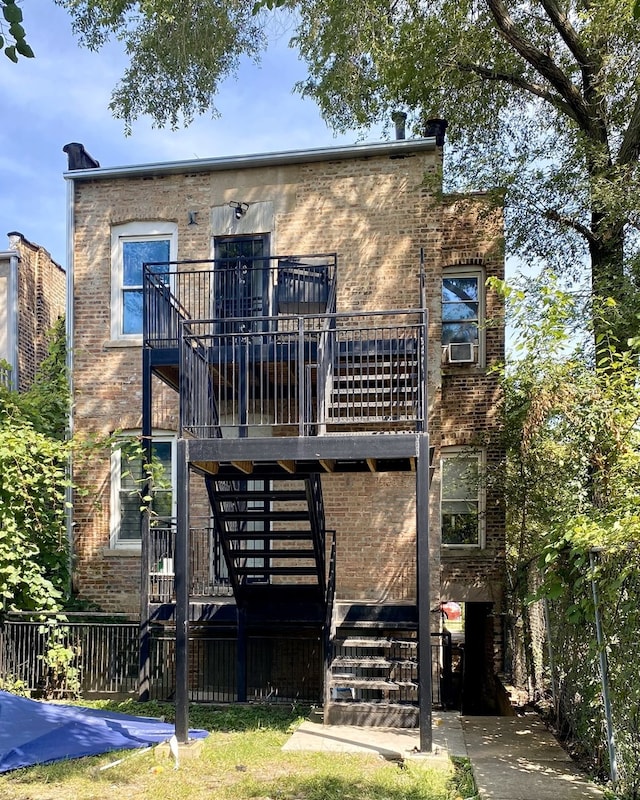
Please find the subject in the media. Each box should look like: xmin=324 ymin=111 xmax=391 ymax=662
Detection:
xmin=214 ymin=235 xmax=270 ymax=332
xmin=461 ymin=602 xmax=500 ymax=714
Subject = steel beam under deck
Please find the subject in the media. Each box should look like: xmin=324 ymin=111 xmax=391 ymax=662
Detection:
xmin=185 ymin=433 xmax=421 ymax=476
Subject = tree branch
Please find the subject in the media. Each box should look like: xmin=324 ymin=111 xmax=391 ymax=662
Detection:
xmin=618 ymin=93 xmax=640 ymax=166
xmin=540 ymin=0 xmax=607 ymax=142
xmin=457 ymin=60 xmax=578 ymax=121
xmin=543 ymin=208 xmax=598 ymax=244
xmin=539 ymin=0 xmax=590 ymax=68
xmin=485 ymin=0 xmax=596 ymax=137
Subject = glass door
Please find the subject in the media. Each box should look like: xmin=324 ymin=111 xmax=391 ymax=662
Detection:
xmin=214 ymin=235 xmax=270 ymax=333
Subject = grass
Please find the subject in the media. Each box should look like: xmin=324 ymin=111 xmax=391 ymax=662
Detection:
xmin=0 ymin=701 xmax=475 ymax=800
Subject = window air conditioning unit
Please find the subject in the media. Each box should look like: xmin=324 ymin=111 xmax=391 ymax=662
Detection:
xmin=447 ymin=342 xmax=475 ymax=363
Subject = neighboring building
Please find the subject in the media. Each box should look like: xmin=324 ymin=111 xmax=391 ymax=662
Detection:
xmin=0 ymin=233 xmax=65 ymax=391
xmin=65 ymin=129 xmax=505 ymax=735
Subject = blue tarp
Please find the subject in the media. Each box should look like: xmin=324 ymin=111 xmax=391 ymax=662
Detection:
xmin=0 ymin=691 xmax=208 ymax=773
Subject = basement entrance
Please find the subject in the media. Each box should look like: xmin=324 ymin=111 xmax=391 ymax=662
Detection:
xmin=441 ymin=601 xmax=501 ymax=714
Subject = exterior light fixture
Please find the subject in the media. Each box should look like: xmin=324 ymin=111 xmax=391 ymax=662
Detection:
xmin=229 ymin=201 xmax=249 ymax=219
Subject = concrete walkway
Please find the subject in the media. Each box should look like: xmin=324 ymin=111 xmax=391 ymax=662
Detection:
xmin=282 ymin=711 xmax=465 ymax=761
xmin=462 ymin=714 xmax=605 ymax=800
xmin=283 ymin=712 xmax=606 ymax=799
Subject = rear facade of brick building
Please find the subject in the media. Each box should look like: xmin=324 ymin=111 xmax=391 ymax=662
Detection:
xmin=67 ymin=134 xmax=505 ymax=716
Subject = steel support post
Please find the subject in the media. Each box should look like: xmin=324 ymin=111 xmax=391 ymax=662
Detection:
xmin=138 ymin=347 xmax=152 ymax=701
xmin=416 ymin=433 xmax=432 ymax=752
xmin=175 ymin=438 xmax=190 ymax=743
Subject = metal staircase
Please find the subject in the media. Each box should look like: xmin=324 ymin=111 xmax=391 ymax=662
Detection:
xmin=325 ymin=603 xmax=419 ymax=727
xmin=326 ymin=337 xmax=421 ymax=426
xmin=205 ymin=474 xmax=326 ymax=628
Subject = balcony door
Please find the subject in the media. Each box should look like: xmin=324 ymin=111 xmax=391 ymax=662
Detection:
xmin=214 ymin=235 xmax=270 ymax=333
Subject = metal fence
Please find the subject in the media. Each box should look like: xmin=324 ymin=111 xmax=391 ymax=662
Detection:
xmin=148 ymin=627 xmax=323 ymax=704
xmin=0 ymin=615 xmax=139 ymax=698
xmin=149 ymin=524 xmax=232 ymax=603
xmin=1 ymin=615 xmax=445 ymax=707
xmin=0 ymin=615 xmax=322 ymax=704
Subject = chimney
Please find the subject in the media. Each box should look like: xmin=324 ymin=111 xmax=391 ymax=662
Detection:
xmin=392 ymin=111 xmax=407 ymax=140
xmin=424 ymin=119 xmax=448 ymax=147
xmin=63 ymin=143 xmax=100 ymax=171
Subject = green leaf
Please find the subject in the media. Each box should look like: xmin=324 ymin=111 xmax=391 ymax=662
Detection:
xmin=4 ymin=45 xmax=17 ymax=63
xmin=15 ymin=39 xmax=34 ymax=58
xmin=2 ymin=2 xmax=22 ymax=24
xmin=9 ymin=21 xmax=25 ymax=40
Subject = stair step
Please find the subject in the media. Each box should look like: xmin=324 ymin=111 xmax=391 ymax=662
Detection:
xmin=332 ymin=657 xmax=393 ymax=668
xmin=329 ymin=678 xmax=401 ymax=690
xmin=324 ymin=701 xmax=419 ymax=728
xmin=331 ymin=656 xmax=417 ymax=668
xmin=334 ymin=637 xmax=393 ymax=648
xmin=218 ymin=510 xmax=310 ymax=521
xmin=326 ymin=413 xmax=415 ymax=423
xmin=225 ymin=531 xmax=314 ymax=541
xmin=214 ymin=490 xmax=308 ymax=502
xmin=330 ymin=392 xmax=415 ymax=403
xmin=334 ymin=359 xmax=418 ymax=369
xmin=229 ymin=549 xmax=317 ymax=560
xmin=333 ymin=373 xmax=417 ymax=383
xmin=235 ymin=565 xmax=320 ymax=576
xmin=334 ymin=637 xmax=417 ymax=649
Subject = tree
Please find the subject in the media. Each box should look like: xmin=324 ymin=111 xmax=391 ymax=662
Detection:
xmin=52 ymin=0 xmax=640 ymax=350
xmin=497 ymin=275 xmax=640 ymax=793
xmin=1 ymin=0 xmax=33 ymax=62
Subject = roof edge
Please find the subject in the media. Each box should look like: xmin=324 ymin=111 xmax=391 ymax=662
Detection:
xmin=63 ymin=137 xmax=438 ymax=182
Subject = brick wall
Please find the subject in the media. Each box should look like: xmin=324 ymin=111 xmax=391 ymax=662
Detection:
xmin=70 ymin=143 xmax=504 ymax=621
xmin=437 ymin=197 xmax=505 ymax=609
xmin=7 ymin=233 xmax=66 ymax=392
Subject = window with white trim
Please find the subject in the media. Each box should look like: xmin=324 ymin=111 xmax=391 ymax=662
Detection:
xmin=442 ymin=268 xmax=484 ymax=364
xmin=441 ymin=449 xmax=484 ymax=547
xmin=111 ymin=222 xmax=177 ymax=340
xmin=110 ymin=433 xmax=176 ymax=548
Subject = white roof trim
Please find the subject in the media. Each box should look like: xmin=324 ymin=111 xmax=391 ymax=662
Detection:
xmin=63 ymin=137 xmax=438 ymax=182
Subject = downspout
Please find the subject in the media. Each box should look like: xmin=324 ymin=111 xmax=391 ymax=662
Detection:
xmin=64 ymin=174 xmax=75 ymax=599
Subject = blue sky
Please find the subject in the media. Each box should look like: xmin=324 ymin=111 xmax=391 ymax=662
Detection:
xmin=0 ymin=3 xmax=379 ymax=268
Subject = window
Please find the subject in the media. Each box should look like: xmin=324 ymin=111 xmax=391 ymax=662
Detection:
xmin=111 ymin=222 xmax=177 ymax=340
xmin=441 ymin=450 xmax=484 ymax=547
xmin=442 ymin=268 xmax=484 ymax=364
xmin=111 ymin=434 xmax=176 ymax=547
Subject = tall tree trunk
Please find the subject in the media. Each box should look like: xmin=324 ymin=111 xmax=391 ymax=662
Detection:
xmin=589 ymin=213 xmax=628 ymax=353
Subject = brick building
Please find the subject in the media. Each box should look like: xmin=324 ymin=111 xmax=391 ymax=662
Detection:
xmin=65 ymin=130 xmax=505 ymax=739
xmin=0 ymin=232 xmax=65 ymax=391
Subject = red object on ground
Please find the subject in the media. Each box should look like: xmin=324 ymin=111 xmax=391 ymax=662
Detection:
xmin=440 ymin=601 xmax=462 ymax=620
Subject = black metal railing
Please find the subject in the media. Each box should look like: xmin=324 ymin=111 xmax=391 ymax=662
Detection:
xmin=148 ymin=625 xmax=323 ymax=704
xmin=0 ymin=614 xmax=322 ymax=703
xmin=307 ymin=475 xmax=327 ymax=581
xmin=0 ymin=614 xmax=139 ymax=697
xmin=180 ymin=309 xmax=428 ymax=438
xmin=323 ymin=532 xmax=337 ymax=712
xmin=148 ymin=522 xmax=232 ymax=604
xmin=143 ymin=254 xmax=338 ymax=349
xmin=1 ymin=614 xmax=448 ymax=706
